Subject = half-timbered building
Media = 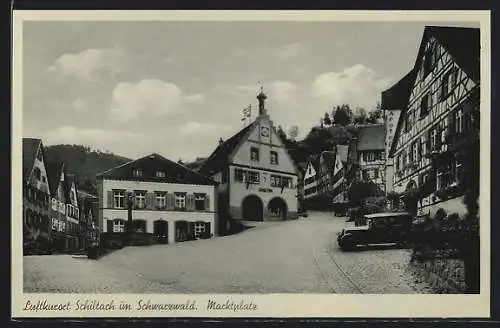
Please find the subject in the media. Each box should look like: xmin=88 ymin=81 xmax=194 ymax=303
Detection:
xmin=388 ymin=26 xmax=480 ymax=217
xmin=23 ymin=138 xmax=52 ymax=254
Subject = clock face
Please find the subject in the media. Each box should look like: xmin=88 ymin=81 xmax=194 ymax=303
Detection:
xmin=260 ymin=126 xmax=270 ymax=137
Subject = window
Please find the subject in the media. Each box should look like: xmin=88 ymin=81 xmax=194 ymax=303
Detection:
xmin=174 ymin=193 xmax=186 ymax=210
xmin=235 ymin=168 xmax=245 ymax=182
xmin=247 ymin=171 xmax=260 ymax=184
xmin=194 ymin=222 xmax=206 ymax=237
xmin=113 ymin=219 xmax=125 ymax=233
xmin=134 ymin=191 xmax=146 ymax=209
xmin=155 ymin=171 xmax=166 ymax=178
xmin=456 ymin=109 xmax=464 ymax=134
xmin=250 ymin=147 xmax=260 ymax=161
xmin=33 ymin=167 xmax=41 ymax=180
xmin=58 ymin=201 xmax=65 ymax=214
xmin=412 ymin=141 xmax=419 ymax=163
xmin=420 ymin=94 xmax=431 ymax=118
xmin=132 ymin=220 xmax=146 ymax=233
xmin=430 ymin=128 xmax=438 ymax=151
xmin=270 ymin=151 xmax=279 ymax=165
xmin=304 ymin=176 xmax=315 ymax=185
xmin=442 ymin=67 xmax=458 ymax=99
xmin=195 ymin=193 xmax=206 ymax=211
xmin=395 ymin=155 xmax=400 ymax=172
xmin=423 ymin=43 xmax=436 ymax=77
xmin=282 ymin=177 xmax=293 ymax=188
xmin=113 ymin=190 xmax=125 ymax=209
xmin=364 ymin=152 xmax=375 ymax=162
xmin=133 ymin=169 xmax=143 ymax=177
xmin=437 ymin=163 xmax=453 ymax=190
xmin=421 ymin=136 xmax=427 ymax=157
xmin=155 ymin=192 xmax=166 ymax=209
xmin=51 ymin=198 xmax=58 ymax=211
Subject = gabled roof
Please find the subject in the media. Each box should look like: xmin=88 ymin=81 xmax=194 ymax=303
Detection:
xmin=63 ymin=173 xmax=78 ymax=203
xmin=46 ymin=162 xmax=64 ymax=196
xmin=421 ymin=26 xmax=480 ymax=82
xmin=199 ymin=122 xmax=255 ymax=176
xmin=357 ymin=124 xmax=385 ymax=151
xmin=387 ymin=26 xmax=480 ymax=158
xmin=381 ymin=68 xmax=418 ymax=110
xmin=336 ymin=144 xmax=349 ymax=164
xmin=320 ymin=150 xmax=336 ymax=170
xmin=22 ymin=138 xmax=42 ymax=182
xmin=97 ymin=153 xmax=217 ymax=185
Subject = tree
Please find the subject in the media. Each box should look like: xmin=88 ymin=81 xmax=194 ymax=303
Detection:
xmin=323 ymin=112 xmax=332 ymax=125
xmin=288 ymin=125 xmax=299 ymax=141
xmin=333 ymin=104 xmax=352 ymax=126
xmin=347 ymin=181 xmax=380 ymax=207
xmin=354 ymin=107 xmax=367 ymax=124
xmin=276 ymin=125 xmax=288 ymax=142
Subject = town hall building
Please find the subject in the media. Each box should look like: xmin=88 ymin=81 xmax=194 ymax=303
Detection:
xmin=199 ymin=89 xmax=299 ymax=225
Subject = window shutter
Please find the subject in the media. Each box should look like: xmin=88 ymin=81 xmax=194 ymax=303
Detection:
xmin=187 ymin=194 xmax=195 ymax=211
xmin=205 ymin=222 xmax=211 ymax=235
xmin=204 ymin=195 xmax=210 ymax=211
xmin=106 ymin=219 xmax=113 ymax=233
xmin=108 ymin=190 xmax=114 ymax=208
xmin=166 ymin=193 xmax=174 ymax=210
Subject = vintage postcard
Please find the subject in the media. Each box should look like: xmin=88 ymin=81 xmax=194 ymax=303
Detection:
xmin=12 ymin=10 xmax=491 ymax=318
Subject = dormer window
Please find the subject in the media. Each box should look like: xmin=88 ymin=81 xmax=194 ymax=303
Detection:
xmin=133 ymin=169 xmax=143 ymax=177
xmin=155 ymin=171 xmax=166 ymax=178
xmin=250 ymin=147 xmax=260 ymax=161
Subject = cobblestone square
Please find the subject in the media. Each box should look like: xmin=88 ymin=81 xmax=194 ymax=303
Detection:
xmin=24 ymin=212 xmax=432 ymax=294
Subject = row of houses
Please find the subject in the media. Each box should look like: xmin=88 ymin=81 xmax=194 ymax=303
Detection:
xmin=23 ymin=88 xmax=300 ymax=252
xmin=299 ymin=25 xmax=480 ymax=220
xmin=300 ymin=124 xmax=386 ymax=213
xmin=22 ymin=138 xmax=99 ymax=255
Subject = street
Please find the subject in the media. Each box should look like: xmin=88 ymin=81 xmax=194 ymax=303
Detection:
xmin=24 ymin=211 xmax=432 ymax=294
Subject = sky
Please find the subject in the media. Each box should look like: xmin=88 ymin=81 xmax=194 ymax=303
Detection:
xmin=22 ymin=20 xmax=480 ymax=162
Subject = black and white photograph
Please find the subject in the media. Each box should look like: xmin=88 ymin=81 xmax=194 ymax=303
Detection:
xmin=12 ymin=10 xmax=490 ymax=318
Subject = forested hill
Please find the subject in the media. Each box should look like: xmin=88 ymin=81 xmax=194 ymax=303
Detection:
xmin=44 ymin=144 xmax=132 ymax=195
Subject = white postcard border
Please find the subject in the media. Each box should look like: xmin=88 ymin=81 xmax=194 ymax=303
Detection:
xmin=12 ymin=10 xmax=492 ymax=318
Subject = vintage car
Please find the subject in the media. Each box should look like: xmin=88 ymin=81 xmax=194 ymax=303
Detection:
xmin=337 ymin=212 xmax=413 ymax=251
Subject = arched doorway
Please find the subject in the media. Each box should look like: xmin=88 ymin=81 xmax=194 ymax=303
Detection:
xmin=241 ymin=195 xmax=264 ymax=221
xmin=268 ymin=197 xmax=288 ymax=220
xmin=153 ymin=220 xmax=168 ymax=244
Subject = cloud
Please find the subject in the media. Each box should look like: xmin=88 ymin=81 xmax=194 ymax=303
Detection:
xmin=310 ymin=64 xmax=392 ymax=110
xmin=269 ymin=81 xmax=298 ymax=104
xmin=45 ymin=126 xmax=143 ymax=153
xmin=178 ymin=122 xmax=232 ymax=136
xmin=110 ymin=79 xmax=183 ymax=121
xmin=71 ymin=98 xmax=87 ymax=112
xmin=184 ymin=94 xmax=206 ymax=105
xmin=48 ymin=47 xmax=127 ymax=81
xmin=276 ymin=42 xmax=304 ymax=59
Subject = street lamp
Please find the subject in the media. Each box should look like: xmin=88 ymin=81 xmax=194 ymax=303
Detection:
xmin=126 ymin=193 xmax=133 ymax=246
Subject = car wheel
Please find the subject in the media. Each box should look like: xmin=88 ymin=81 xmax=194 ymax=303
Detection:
xmin=338 ymin=234 xmax=357 ymax=251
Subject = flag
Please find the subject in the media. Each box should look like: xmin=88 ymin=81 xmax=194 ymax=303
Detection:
xmin=243 ymin=104 xmax=251 ymax=117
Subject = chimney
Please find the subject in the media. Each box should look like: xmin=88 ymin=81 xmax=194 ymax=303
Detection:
xmin=219 ymin=137 xmax=224 ymax=146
